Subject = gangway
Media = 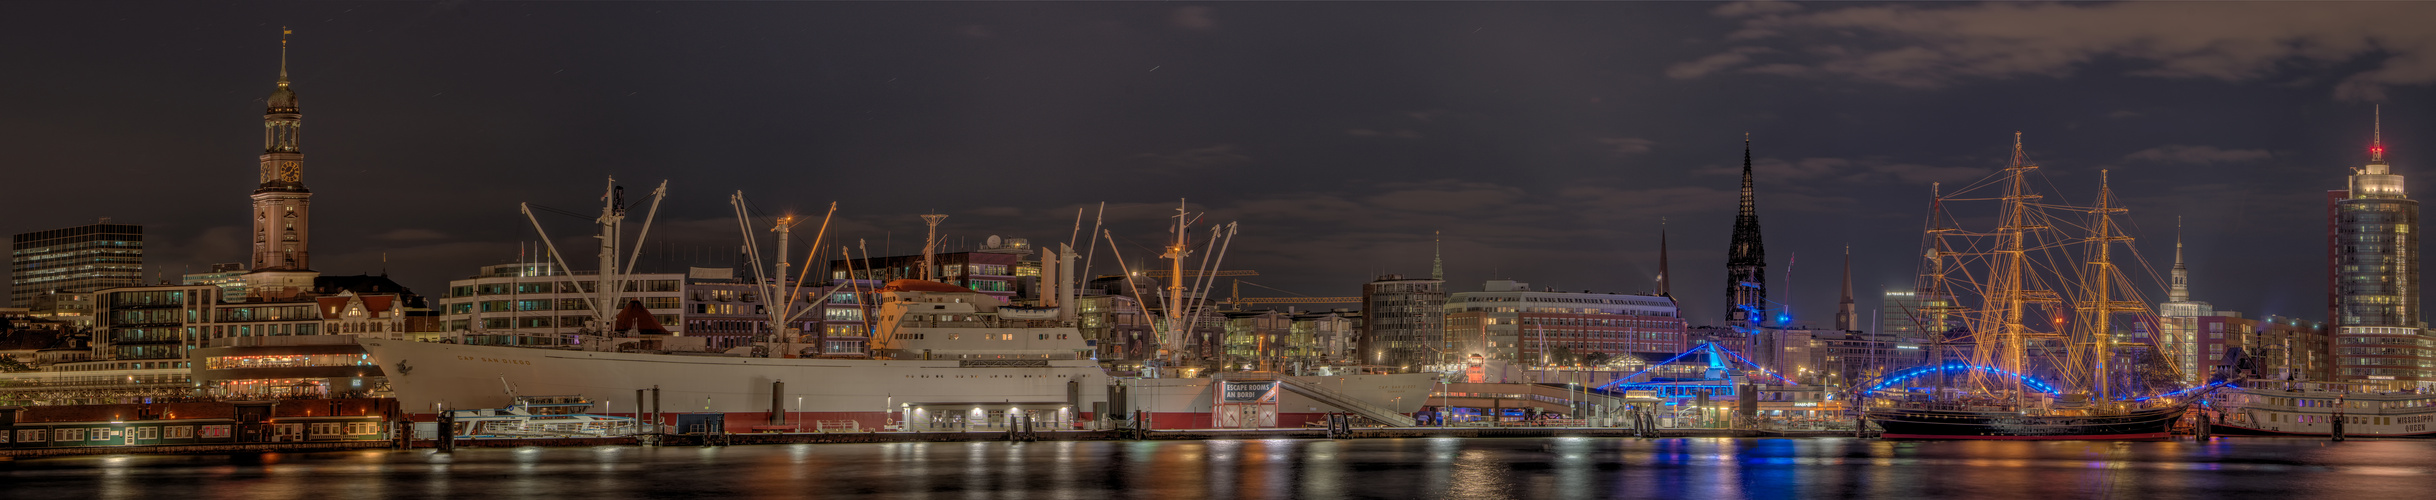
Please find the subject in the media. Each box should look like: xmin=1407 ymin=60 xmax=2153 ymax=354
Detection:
xmin=1277 ymin=377 xmax=1417 ymax=427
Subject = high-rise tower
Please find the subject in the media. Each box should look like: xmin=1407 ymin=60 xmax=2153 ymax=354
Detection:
xmin=2330 ymin=106 xmax=2428 ymax=388
xmin=1727 ymin=134 xmax=1767 ymax=325
xmin=243 ymin=28 xmax=319 ymax=299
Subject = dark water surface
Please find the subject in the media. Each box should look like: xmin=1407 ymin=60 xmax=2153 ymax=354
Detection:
xmin=4 ymin=437 xmax=2430 ymax=499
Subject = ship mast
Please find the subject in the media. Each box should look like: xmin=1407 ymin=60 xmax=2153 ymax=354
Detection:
xmin=1923 ymin=182 xmax=1954 ymax=388
xmin=521 ymin=177 xmax=668 ymax=338
xmin=1984 ymin=133 xmax=2041 ymax=397
xmin=729 ymin=193 xmax=839 ymax=356
xmin=1161 ymin=200 xmax=1192 ymax=368
xmin=2078 ymin=170 xmax=2132 ymax=401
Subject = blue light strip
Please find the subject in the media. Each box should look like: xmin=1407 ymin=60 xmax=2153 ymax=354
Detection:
xmin=1600 ymin=342 xmax=1798 ymax=391
xmin=2132 ymin=380 xmax=2229 ymax=402
xmin=1859 ymin=363 xmax=2062 ymax=395
xmin=1713 ymin=344 xmax=1795 ymax=385
xmin=1596 ymin=342 xmax=1713 ymax=391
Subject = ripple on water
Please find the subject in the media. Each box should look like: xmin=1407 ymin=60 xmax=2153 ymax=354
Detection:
xmin=0 ymin=437 xmax=2427 ymax=499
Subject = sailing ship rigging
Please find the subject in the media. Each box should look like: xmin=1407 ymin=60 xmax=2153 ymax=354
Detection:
xmin=1864 ymin=133 xmax=2202 ymax=439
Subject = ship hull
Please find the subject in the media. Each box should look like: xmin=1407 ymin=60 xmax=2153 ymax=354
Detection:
xmin=359 ymin=340 xmax=1434 ymax=430
xmin=2205 ymin=387 xmax=2436 ymax=438
xmin=1867 ymin=405 xmax=2187 ymax=440
xmin=2208 ymin=422 xmax=2436 ymax=438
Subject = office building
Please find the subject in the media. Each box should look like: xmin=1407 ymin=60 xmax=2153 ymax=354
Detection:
xmin=2328 ymin=113 xmax=2431 ymax=388
xmin=1442 ymin=280 xmax=1685 ymax=365
xmin=9 ymin=223 xmax=143 ymax=308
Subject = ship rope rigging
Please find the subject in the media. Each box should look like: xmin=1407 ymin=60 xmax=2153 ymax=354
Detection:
xmin=520 ymin=177 xmax=668 ymax=344
xmin=1094 ymin=199 xmax=1239 ymax=377
xmin=729 ymin=193 xmax=841 ymax=357
xmin=1904 ymin=133 xmax=2191 ymax=410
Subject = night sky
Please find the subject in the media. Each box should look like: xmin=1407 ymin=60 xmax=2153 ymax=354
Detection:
xmin=5 ymin=2 xmax=2430 ymax=327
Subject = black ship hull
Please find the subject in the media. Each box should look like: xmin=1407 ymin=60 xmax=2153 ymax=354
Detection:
xmin=1867 ymin=404 xmax=2187 ymax=440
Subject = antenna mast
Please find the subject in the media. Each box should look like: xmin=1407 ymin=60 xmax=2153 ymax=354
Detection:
xmin=920 ymin=213 xmax=949 ymax=281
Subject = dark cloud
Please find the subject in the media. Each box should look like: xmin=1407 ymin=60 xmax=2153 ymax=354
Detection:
xmin=1171 ymin=6 xmax=1217 ymax=31
xmin=1133 ymin=144 xmax=1251 ymax=172
xmin=372 ymin=229 xmax=449 ymax=241
xmin=1682 ymin=2 xmax=2436 ymax=101
xmin=1347 ymin=129 xmax=1422 ymax=140
xmin=1597 ymin=137 xmax=1657 ymax=156
xmin=1695 ymin=157 xmax=1989 ymax=186
xmin=2124 ymin=145 xmax=2274 ymax=165
xmin=0 ymin=2 xmax=2415 ymax=325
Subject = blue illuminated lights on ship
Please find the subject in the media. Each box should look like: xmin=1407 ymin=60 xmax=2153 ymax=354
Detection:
xmin=2134 ymin=381 xmax=2232 ymax=402
xmin=1862 ymin=363 xmax=2062 ymax=395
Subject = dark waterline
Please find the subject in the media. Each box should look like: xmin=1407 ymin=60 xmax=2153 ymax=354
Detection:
xmin=2 ymin=437 xmax=2427 ymax=499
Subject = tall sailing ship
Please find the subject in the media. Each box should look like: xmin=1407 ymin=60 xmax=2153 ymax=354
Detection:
xmin=1863 ymin=134 xmax=2200 ymax=440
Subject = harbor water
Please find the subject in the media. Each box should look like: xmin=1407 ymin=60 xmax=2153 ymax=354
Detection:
xmin=4 ymin=437 xmax=2429 ymax=499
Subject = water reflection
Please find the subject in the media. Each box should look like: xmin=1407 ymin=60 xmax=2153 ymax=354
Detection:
xmin=4 ymin=437 xmax=2433 ymax=499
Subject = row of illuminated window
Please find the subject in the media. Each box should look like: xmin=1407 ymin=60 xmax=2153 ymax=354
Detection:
xmin=2337 ymin=347 xmax=2432 ymax=356
xmin=2339 ymin=358 xmax=2436 ymax=366
xmin=203 ymin=353 xmax=374 ymax=370
xmin=449 ymin=297 xmax=684 ymax=314
xmin=1454 ymin=295 xmax=1671 ymax=307
xmin=452 ymin=314 xmax=684 ymax=331
xmin=445 ymin=279 xmax=683 ymax=297
xmin=203 ymin=323 xmax=320 ymax=337
xmin=11 ymin=248 xmax=142 ymax=264
xmin=11 ymin=426 xmax=223 ymax=444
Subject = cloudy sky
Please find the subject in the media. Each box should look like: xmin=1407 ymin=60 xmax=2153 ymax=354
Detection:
xmin=4 ymin=2 xmax=2430 ymax=326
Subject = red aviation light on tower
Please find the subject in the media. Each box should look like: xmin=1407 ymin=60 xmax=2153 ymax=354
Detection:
xmin=2372 ymin=104 xmax=2387 ymax=163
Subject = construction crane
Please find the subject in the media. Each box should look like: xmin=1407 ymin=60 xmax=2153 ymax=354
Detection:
xmin=1224 ymin=280 xmax=1357 ymax=308
xmin=1230 ymin=297 xmax=1360 ymax=305
xmin=1142 ymin=269 xmax=1258 ymax=278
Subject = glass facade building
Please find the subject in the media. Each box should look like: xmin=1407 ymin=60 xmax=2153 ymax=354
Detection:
xmin=1360 ymin=274 xmax=1446 ymax=370
xmin=10 ymin=223 xmax=143 ymax=308
xmin=2330 ymin=144 xmax=2431 ymax=387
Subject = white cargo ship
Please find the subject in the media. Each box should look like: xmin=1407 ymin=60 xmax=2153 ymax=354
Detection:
xmin=362 ymin=278 xmax=1435 ymax=430
xmin=363 ymin=183 xmax=1434 ymax=430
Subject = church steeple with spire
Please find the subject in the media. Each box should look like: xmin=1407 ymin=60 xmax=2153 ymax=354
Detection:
xmin=1656 ymin=220 xmax=1670 ymax=298
xmin=1727 ymin=134 xmax=1767 ymax=325
xmin=2169 ymin=217 xmax=2190 ymax=303
xmin=244 ymin=27 xmax=319 ymax=299
xmin=1432 ymin=230 xmax=1443 ymax=281
xmin=1836 ymin=245 xmax=1856 ymax=331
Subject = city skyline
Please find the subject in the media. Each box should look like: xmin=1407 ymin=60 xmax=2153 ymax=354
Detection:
xmin=4 ymin=2 xmax=2433 ymax=326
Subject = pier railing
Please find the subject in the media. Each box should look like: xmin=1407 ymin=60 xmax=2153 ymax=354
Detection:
xmin=1275 ymin=377 xmax=1417 ymax=427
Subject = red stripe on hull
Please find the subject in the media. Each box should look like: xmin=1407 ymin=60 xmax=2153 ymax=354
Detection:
xmin=1880 ymin=432 xmax=2170 ymax=441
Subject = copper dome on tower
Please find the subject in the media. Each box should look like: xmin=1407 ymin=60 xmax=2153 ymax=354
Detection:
xmin=266 ymin=79 xmax=298 ymax=113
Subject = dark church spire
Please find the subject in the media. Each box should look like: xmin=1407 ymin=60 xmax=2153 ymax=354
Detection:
xmin=1657 ymin=220 xmax=1670 ymax=298
xmin=1836 ymin=245 xmax=1856 ymax=331
xmin=1728 ymin=134 xmax=1767 ymax=324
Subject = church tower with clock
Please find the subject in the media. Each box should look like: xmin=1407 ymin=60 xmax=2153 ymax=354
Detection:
xmin=244 ymin=30 xmax=319 ymax=299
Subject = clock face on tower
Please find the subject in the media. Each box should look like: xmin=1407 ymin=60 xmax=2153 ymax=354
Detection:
xmin=280 ymin=161 xmax=301 ymax=182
